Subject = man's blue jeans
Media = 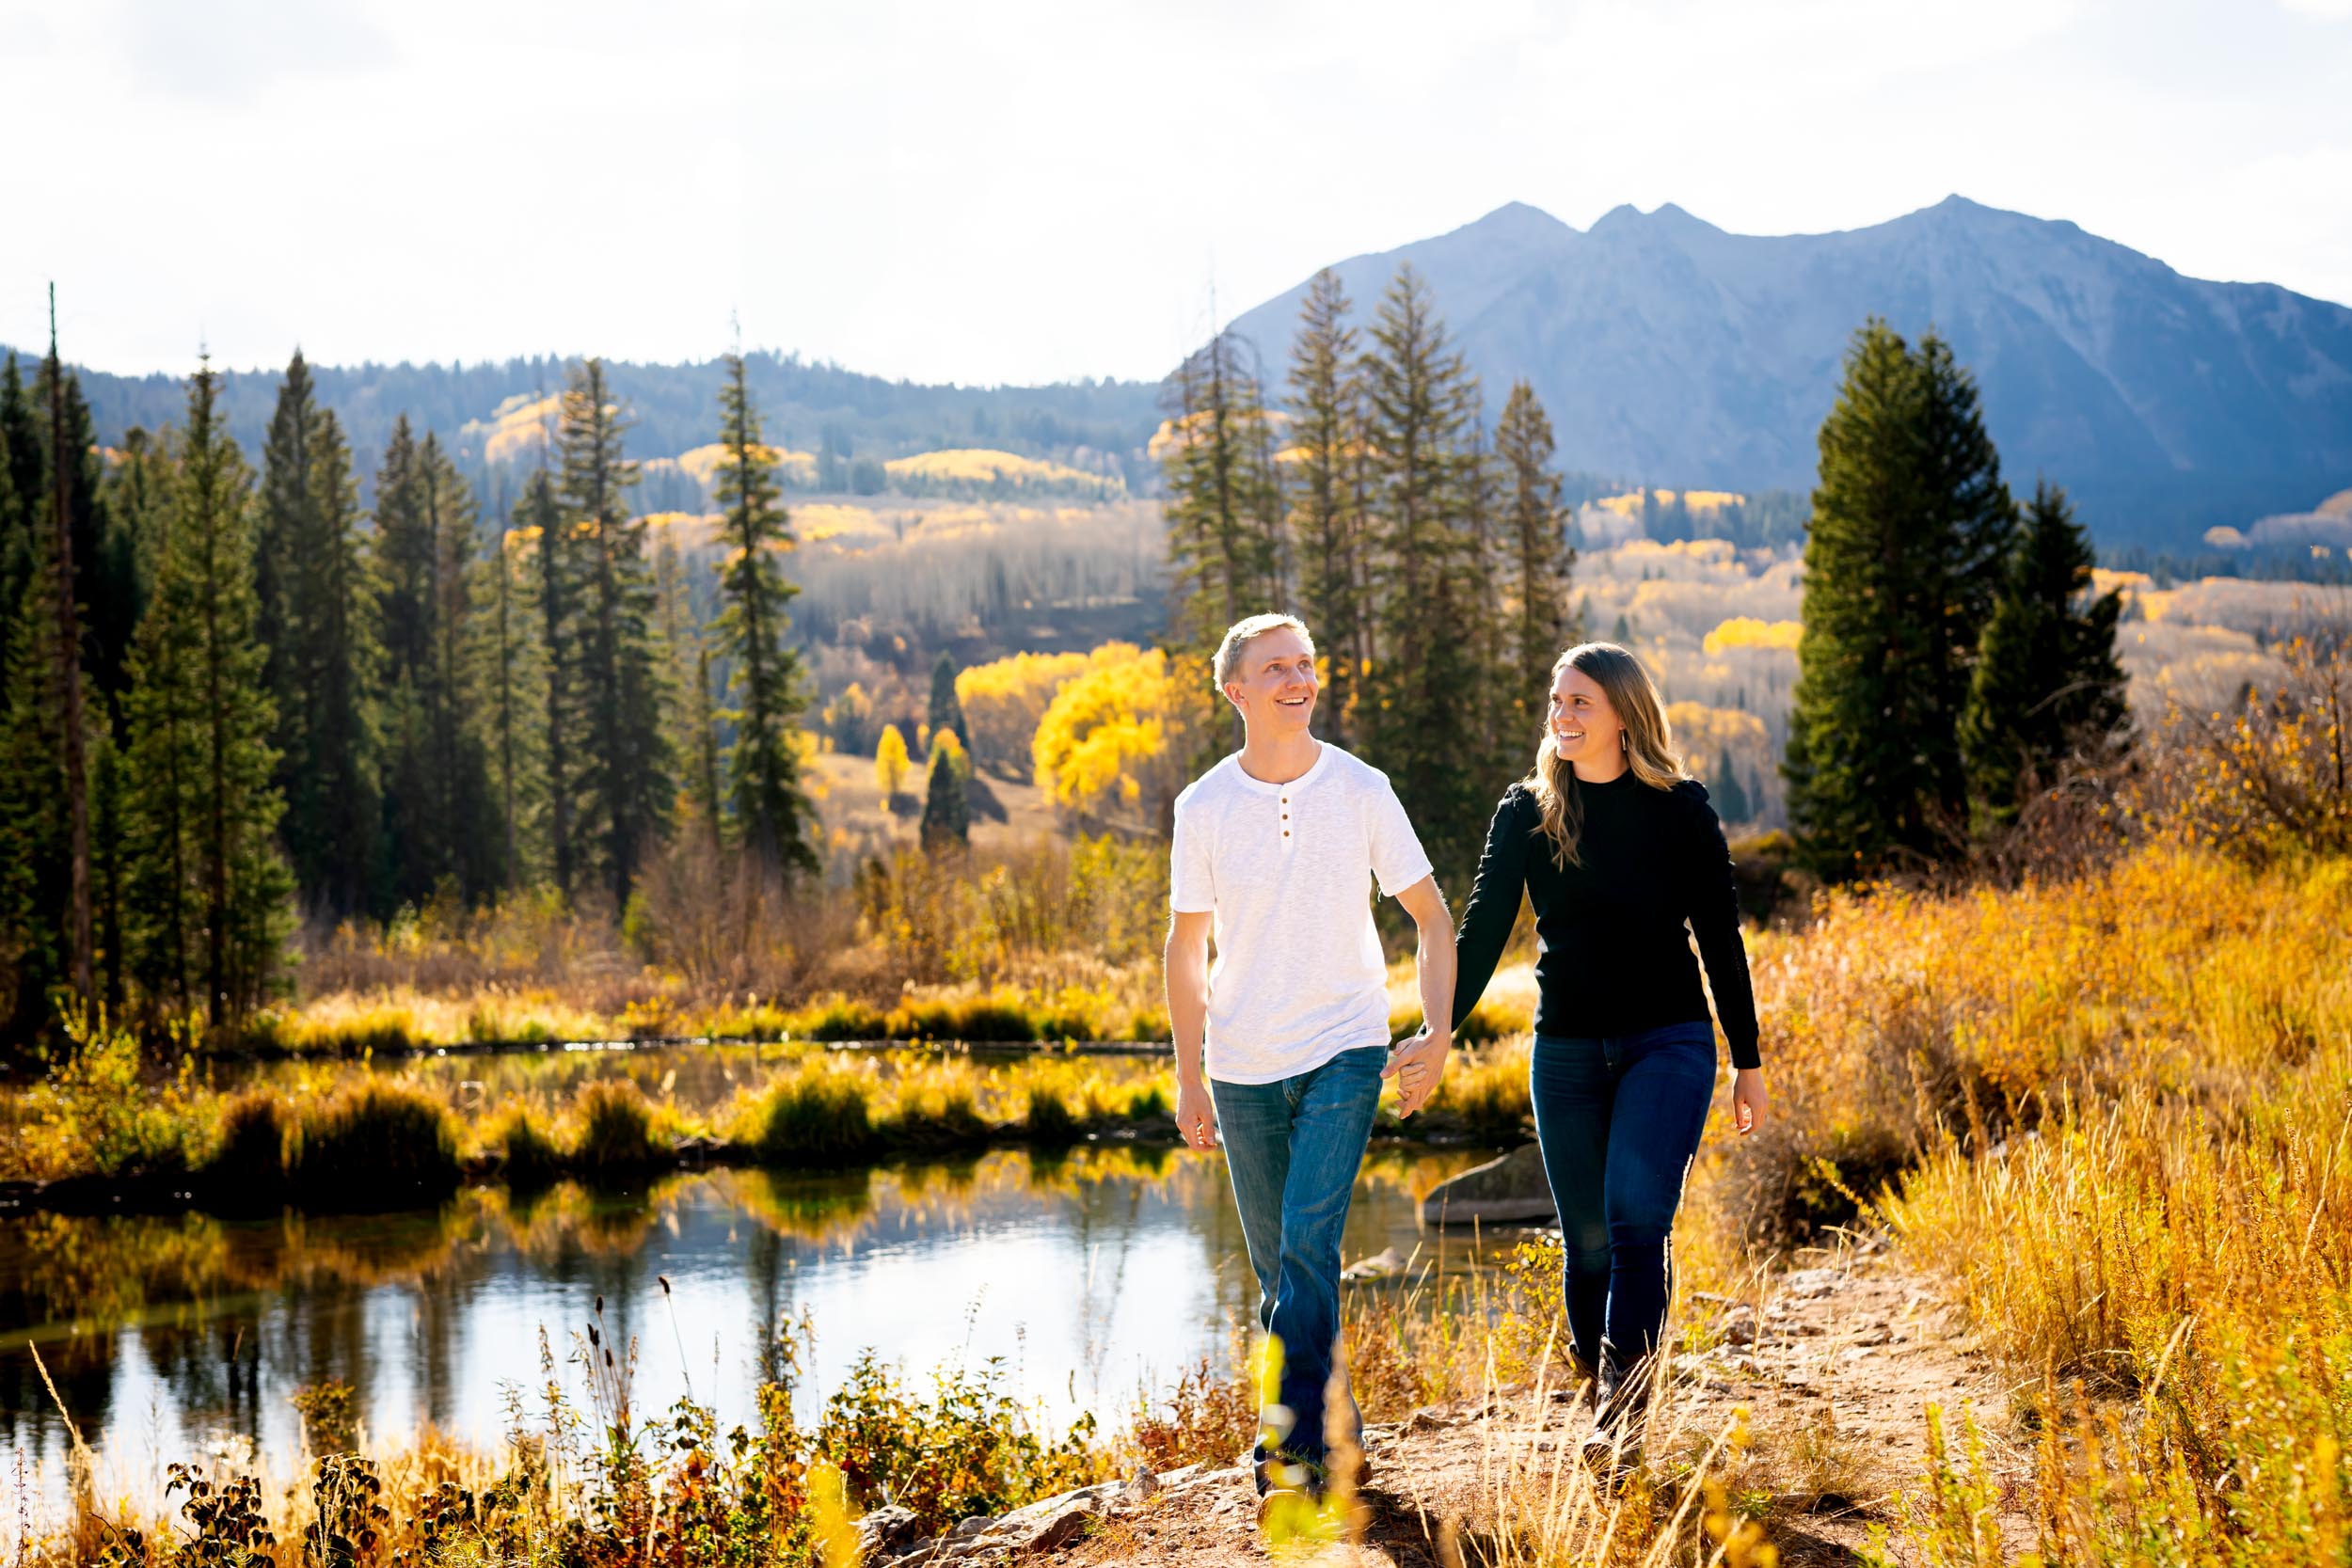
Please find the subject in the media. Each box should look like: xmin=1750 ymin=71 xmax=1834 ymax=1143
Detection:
xmin=1211 ymin=1045 xmax=1385 ymax=1483
xmin=1529 ymin=1022 xmax=1717 ymax=1381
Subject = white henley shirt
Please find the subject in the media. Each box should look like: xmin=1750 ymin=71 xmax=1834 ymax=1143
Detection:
xmin=1168 ymin=742 xmax=1434 ymax=1084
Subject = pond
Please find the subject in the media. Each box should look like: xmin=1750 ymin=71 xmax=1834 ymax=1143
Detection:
xmin=2 ymin=1138 xmax=1509 ymax=1506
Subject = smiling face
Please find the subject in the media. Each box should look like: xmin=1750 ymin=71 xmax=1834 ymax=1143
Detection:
xmin=1224 ymin=625 xmax=1319 ymax=736
xmin=1547 ymin=661 xmax=1625 ymax=768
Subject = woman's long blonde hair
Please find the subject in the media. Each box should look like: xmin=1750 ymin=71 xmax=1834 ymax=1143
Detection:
xmin=1527 ymin=641 xmax=1689 ymax=868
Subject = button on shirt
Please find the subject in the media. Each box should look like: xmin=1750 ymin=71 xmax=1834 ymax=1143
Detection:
xmin=1169 ymin=743 xmax=1435 ymax=1084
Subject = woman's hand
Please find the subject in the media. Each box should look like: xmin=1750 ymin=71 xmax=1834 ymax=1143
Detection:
xmin=1382 ymin=1027 xmax=1452 ymax=1117
xmin=1730 ymin=1067 xmax=1768 ymax=1135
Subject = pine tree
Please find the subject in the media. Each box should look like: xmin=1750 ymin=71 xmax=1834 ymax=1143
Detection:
xmin=1360 ymin=264 xmax=1489 ymax=886
xmin=1286 ymin=269 xmax=1369 ymax=745
xmin=256 ymin=351 xmax=318 ymax=742
xmin=686 ymin=641 xmax=723 ymax=849
xmin=919 ymin=740 xmax=969 ymax=851
xmin=523 ymin=462 xmax=579 ymax=901
xmin=928 ymin=652 xmax=967 ymax=747
xmin=469 ymin=513 xmax=542 ymax=892
xmin=1785 ymin=321 xmax=2014 ymax=876
xmin=0 ymin=356 xmax=42 ymax=657
xmin=560 ymin=358 xmax=670 ymax=909
xmin=423 ymin=436 xmax=496 ymax=900
xmin=122 ymin=358 xmax=292 ymax=1026
xmin=1495 ymin=380 xmax=1576 ymax=751
xmin=1711 ymin=745 xmax=1752 ymax=825
xmin=1959 ymin=481 xmax=2130 ymax=828
xmin=0 ymin=524 xmax=77 ymax=1031
xmin=710 ymin=351 xmax=818 ymax=875
xmin=280 ymin=410 xmax=382 ymax=917
xmin=35 ymin=297 xmax=98 ymax=1002
xmin=1163 ymin=331 xmax=1283 ymax=664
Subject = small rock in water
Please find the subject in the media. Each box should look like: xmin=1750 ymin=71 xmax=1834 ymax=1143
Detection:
xmin=1341 ymin=1245 xmax=1408 ymax=1282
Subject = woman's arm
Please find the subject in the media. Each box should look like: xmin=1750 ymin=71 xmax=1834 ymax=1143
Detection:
xmin=1681 ymin=786 xmax=1760 ymax=1071
xmin=1680 ymin=786 xmax=1769 ymax=1133
xmin=1450 ymin=788 xmax=1530 ymax=1033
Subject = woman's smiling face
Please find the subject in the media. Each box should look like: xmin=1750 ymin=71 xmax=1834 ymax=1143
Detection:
xmin=1548 ymin=662 xmax=1623 ymax=763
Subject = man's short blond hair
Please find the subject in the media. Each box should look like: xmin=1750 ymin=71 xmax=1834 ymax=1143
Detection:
xmin=1213 ymin=613 xmax=1315 ymax=689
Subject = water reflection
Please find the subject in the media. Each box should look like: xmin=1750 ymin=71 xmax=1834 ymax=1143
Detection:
xmin=2 ymin=1145 xmax=1496 ymax=1500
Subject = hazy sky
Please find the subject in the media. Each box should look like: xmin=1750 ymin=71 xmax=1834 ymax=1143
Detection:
xmin=5 ymin=0 xmax=2348 ymax=386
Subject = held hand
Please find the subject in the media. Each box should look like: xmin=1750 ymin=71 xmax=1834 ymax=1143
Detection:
xmin=1730 ymin=1067 xmax=1769 ymax=1136
xmin=1381 ymin=1028 xmax=1452 ymax=1117
xmin=1174 ymin=1074 xmax=1218 ymax=1150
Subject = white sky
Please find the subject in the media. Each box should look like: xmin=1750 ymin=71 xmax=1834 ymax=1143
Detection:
xmin=4 ymin=0 xmax=2349 ymax=386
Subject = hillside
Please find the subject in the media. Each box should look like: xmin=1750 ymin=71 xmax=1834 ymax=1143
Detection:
xmin=9 ymin=347 xmax=1165 ymax=504
xmin=1227 ymin=197 xmax=2352 ymax=546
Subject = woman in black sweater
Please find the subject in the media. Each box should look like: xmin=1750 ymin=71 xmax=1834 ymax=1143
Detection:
xmin=1422 ymin=641 xmax=1768 ymax=1464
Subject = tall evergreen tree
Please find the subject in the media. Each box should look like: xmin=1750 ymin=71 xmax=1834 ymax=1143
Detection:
xmin=559 ymin=358 xmax=669 ymax=909
xmin=279 ymin=410 xmax=382 ymax=917
xmin=523 ymin=461 xmax=580 ymax=902
xmin=0 ymin=524 xmax=78 ymax=1030
xmin=469 ymin=514 xmax=541 ymax=893
xmin=0 ymin=356 xmax=42 ymax=653
xmin=919 ymin=741 xmax=969 ymax=851
xmin=928 ymin=652 xmax=966 ymax=747
xmin=1495 ymin=380 xmax=1576 ymax=750
xmin=1785 ymin=321 xmax=2014 ymax=876
xmin=685 ymin=640 xmax=723 ymax=850
xmin=36 ymin=298 xmax=97 ymax=1002
xmin=1360 ymin=264 xmax=1489 ymax=885
xmin=1286 ymin=269 xmax=1369 ymax=746
xmin=375 ymin=425 xmax=494 ymax=906
xmin=121 ymin=358 xmax=292 ymax=1026
xmin=1710 ymin=745 xmax=1753 ymax=825
xmin=710 ymin=352 xmax=817 ymax=875
xmin=1958 ymin=482 xmax=2130 ymax=828
xmin=256 ymin=351 xmax=318 ymax=741
xmin=1162 ymin=331 xmax=1283 ymax=665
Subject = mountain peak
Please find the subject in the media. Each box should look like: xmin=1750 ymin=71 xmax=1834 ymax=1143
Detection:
xmin=1586 ymin=200 xmax=1723 ymax=240
xmin=1461 ymin=200 xmax=1573 ymax=239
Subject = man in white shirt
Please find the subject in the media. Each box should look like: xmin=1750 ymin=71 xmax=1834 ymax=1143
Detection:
xmin=1164 ymin=612 xmax=1454 ymax=1503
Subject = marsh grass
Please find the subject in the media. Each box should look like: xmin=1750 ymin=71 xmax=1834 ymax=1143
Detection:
xmin=286 ymin=1080 xmax=463 ymax=1204
xmin=565 ymin=1080 xmax=668 ymax=1171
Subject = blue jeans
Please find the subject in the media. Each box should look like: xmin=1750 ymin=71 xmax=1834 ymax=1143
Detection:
xmin=1530 ymin=1022 xmax=1717 ymax=1381
xmin=1212 ymin=1045 xmax=1385 ymax=1482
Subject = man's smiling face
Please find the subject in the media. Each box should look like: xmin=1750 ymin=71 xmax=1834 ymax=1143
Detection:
xmin=1224 ymin=626 xmax=1319 ymax=736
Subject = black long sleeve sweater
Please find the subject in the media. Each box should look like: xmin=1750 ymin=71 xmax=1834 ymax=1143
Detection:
xmin=1449 ymin=772 xmax=1761 ymax=1069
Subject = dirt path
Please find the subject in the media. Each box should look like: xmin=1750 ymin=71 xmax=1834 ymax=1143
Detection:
xmin=868 ymin=1243 xmax=2034 ymax=1566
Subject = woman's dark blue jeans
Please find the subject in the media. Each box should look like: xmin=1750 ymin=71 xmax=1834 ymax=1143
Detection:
xmin=1529 ymin=1021 xmax=1717 ymax=1381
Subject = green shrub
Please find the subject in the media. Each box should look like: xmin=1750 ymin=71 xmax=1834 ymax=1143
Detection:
xmin=485 ymin=1102 xmax=563 ymax=1187
xmin=886 ymin=995 xmax=1036 ymax=1043
xmin=1021 ymin=1085 xmax=1081 ymax=1145
xmin=569 ymin=1079 xmax=665 ymax=1170
xmin=788 ymin=997 xmax=891 ymax=1042
xmin=291 ymin=1080 xmax=461 ymax=1202
xmin=751 ymin=1066 xmax=879 ymax=1164
xmin=202 ymin=1090 xmax=291 ymax=1192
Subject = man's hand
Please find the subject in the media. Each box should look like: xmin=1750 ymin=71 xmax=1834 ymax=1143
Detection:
xmin=1175 ymin=1073 xmax=1218 ymax=1149
xmin=1381 ymin=1027 xmax=1452 ymax=1117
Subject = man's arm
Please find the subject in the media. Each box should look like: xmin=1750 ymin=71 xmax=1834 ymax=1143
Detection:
xmin=1381 ymin=874 xmax=1455 ymax=1117
xmin=1164 ymin=909 xmax=1217 ymax=1148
